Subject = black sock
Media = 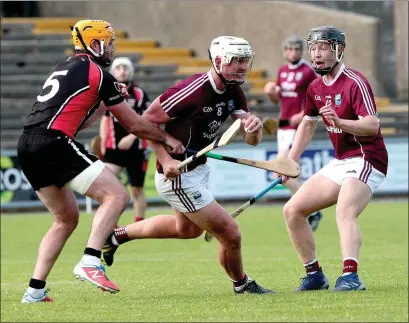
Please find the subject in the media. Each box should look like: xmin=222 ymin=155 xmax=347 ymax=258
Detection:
xmin=233 ymin=274 xmax=248 ymax=288
xmin=279 ymin=119 xmax=290 ymax=127
xmin=29 ymin=278 xmax=46 ymax=289
xmin=84 ymin=247 xmax=101 ymax=259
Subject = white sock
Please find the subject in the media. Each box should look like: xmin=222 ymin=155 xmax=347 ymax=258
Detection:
xmin=233 ymin=275 xmax=252 ymax=291
xmin=81 ymin=254 xmax=101 ymax=267
xmin=111 ymin=235 xmax=119 ymax=246
xmin=27 ymin=287 xmax=44 ymax=298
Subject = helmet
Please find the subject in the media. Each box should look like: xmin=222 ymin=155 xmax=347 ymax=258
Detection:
xmin=306 ymin=26 xmax=346 ymax=75
xmin=208 ymin=36 xmax=255 ymax=86
xmin=71 ymin=19 xmax=116 ymax=64
xmin=283 ymin=35 xmax=304 ymax=51
xmin=110 ymin=57 xmax=135 ymax=83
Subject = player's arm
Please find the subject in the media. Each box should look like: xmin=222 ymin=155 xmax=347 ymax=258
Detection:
xmin=264 ymin=70 xmax=281 ymax=104
xmin=286 ymin=85 xmax=319 ymax=162
xmin=337 ymin=116 xmax=379 ymax=136
xmin=99 ymin=110 xmax=110 ymax=156
xmin=231 ymin=90 xmax=262 ymax=146
xmin=141 ymin=96 xmax=176 ymax=165
xmin=288 ymin=117 xmax=318 ymax=161
xmin=99 ymin=71 xmax=184 ymax=154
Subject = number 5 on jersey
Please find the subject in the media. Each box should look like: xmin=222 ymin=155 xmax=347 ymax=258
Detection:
xmin=37 ymin=70 xmax=69 ymax=102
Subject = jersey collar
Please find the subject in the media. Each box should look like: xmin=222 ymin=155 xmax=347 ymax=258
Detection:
xmin=288 ymin=59 xmax=306 ymax=70
xmin=323 ymin=63 xmax=345 ymax=86
xmin=207 ymin=70 xmax=225 ymax=94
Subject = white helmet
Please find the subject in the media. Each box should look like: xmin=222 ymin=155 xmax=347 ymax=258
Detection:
xmin=209 ymin=36 xmax=255 ymax=85
xmin=109 ymin=57 xmax=135 ymax=83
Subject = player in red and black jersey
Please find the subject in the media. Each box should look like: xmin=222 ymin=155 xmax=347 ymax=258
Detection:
xmin=100 ymin=57 xmax=151 ymax=223
xmin=18 ymin=20 xmax=184 ymax=303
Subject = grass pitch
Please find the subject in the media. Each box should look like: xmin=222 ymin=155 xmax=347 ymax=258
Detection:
xmin=1 ymin=201 xmax=408 ymax=322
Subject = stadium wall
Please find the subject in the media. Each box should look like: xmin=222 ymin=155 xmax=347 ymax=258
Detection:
xmin=37 ymin=1 xmax=381 ymax=94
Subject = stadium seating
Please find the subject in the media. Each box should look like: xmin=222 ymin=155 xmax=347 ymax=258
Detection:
xmin=1 ymin=17 xmax=407 ymax=150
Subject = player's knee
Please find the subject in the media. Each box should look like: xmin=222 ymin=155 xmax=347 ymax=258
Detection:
xmin=54 ymin=209 xmax=79 ymax=233
xmin=177 ymin=222 xmax=203 ymax=239
xmin=336 ymin=208 xmax=357 ymax=223
xmin=105 ymin=186 xmax=130 ymax=210
xmin=283 ymin=201 xmax=302 ymax=222
xmin=220 ymin=222 xmax=242 ymax=249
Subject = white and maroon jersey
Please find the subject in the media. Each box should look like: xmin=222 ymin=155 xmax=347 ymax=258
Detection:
xmin=304 ymin=64 xmax=388 ymax=175
xmin=276 ymin=59 xmax=317 ymax=129
xmin=157 ymin=71 xmax=248 ymax=171
xmin=23 ymin=53 xmax=124 ymax=139
xmin=104 ymin=83 xmax=151 ymax=151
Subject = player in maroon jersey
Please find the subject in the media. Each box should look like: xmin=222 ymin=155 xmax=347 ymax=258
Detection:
xmin=276 ymin=26 xmax=388 ymax=292
xmin=100 ymin=57 xmax=152 ymax=223
xmin=264 ymin=35 xmax=323 ymax=231
xmin=102 ymin=36 xmax=276 ymax=295
xmin=17 ymin=20 xmax=183 ymax=303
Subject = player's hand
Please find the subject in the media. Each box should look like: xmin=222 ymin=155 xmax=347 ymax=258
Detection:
xmin=319 ymin=103 xmax=340 ymax=127
xmin=162 ymin=158 xmax=181 ymax=181
xmin=272 ymin=172 xmax=288 ymax=184
xmin=163 ymin=133 xmax=185 ymax=154
xmin=264 ymin=82 xmax=281 ymax=98
xmin=242 ymin=115 xmax=262 ymax=134
xmin=118 ymin=135 xmax=136 ymax=150
xmin=117 ymin=83 xmax=130 ymax=99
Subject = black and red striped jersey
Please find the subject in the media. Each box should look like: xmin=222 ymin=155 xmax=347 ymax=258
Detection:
xmin=104 ymin=83 xmax=151 ymax=150
xmin=23 ymin=53 xmax=124 ymax=138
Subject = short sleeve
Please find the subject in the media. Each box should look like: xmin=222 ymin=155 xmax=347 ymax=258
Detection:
xmin=159 ymin=87 xmax=193 ymax=118
xmin=303 ymin=85 xmax=320 ymax=120
xmin=231 ymin=88 xmax=249 ymax=115
xmin=351 ymin=78 xmax=377 ymax=118
xmin=99 ymin=70 xmax=124 ymax=107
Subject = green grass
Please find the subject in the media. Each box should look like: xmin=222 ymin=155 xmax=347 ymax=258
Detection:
xmin=1 ymin=201 xmax=408 ymax=322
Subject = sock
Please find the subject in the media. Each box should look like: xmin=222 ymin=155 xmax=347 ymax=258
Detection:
xmin=134 ymin=216 xmax=144 ymax=222
xmin=279 ymin=119 xmax=290 ymax=127
xmin=82 ymin=248 xmax=102 ymax=266
xmin=112 ymin=227 xmax=130 ymax=246
xmin=28 ymin=279 xmax=46 ymax=298
xmin=342 ymin=257 xmax=358 ymax=276
xmin=29 ymin=278 xmax=46 ymax=290
xmin=233 ymin=274 xmax=250 ymax=291
xmin=304 ymin=259 xmax=320 ymax=275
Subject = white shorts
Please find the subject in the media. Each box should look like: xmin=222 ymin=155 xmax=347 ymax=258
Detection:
xmin=317 ymin=157 xmax=385 ymax=193
xmin=277 ymin=129 xmax=296 ymax=151
xmin=155 ymin=164 xmax=214 ymax=213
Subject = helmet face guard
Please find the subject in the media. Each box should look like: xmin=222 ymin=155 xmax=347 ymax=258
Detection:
xmin=209 ymin=36 xmax=255 ymax=86
xmin=306 ymin=26 xmax=346 ymax=76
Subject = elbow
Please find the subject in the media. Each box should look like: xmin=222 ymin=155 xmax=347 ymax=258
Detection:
xmin=368 ymin=122 xmax=379 ymax=136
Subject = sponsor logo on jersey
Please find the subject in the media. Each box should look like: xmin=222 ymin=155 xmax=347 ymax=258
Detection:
xmin=335 ymin=93 xmax=342 ymax=106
